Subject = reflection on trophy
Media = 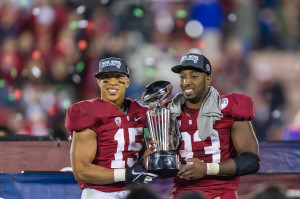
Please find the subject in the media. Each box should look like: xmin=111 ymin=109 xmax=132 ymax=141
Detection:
xmin=141 ymin=80 xmax=179 ymax=178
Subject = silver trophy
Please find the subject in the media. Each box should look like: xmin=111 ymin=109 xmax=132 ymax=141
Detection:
xmin=141 ymin=81 xmax=179 ymax=178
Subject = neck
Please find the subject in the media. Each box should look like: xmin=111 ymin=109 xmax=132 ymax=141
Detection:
xmin=185 ymin=101 xmax=202 ymax=109
xmin=102 ymin=98 xmax=125 ymax=110
xmin=185 ymin=87 xmax=209 ymax=109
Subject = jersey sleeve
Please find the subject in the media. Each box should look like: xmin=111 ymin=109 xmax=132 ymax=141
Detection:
xmin=221 ymin=93 xmax=255 ymax=121
xmin=65 ymin=100 xmax=99 ymax=132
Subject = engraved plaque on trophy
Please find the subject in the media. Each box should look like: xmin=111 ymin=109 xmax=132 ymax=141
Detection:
xmin=141 ymin=80 xmax=179 ymax=178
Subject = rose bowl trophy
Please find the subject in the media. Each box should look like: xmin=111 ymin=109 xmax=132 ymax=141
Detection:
xmin=141 ymin=80 xmax=179 ymax=178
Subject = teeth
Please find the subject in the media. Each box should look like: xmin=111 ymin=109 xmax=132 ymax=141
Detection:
xmin=108 ymin=89 xmax=117 ymax=94
xmin=184 ymin=89 xmax=193 ymax=95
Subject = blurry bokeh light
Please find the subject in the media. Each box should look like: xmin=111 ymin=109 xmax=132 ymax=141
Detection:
xmin=176 ymin=10 xmax=188 ymax=18
xmin=155 ymin=10 xmax=174 ymax=34
xmin=228 ymin=13 xmax=237 ymax=22
xmin=86 ymin=21 xmax=94 ymax=30
xmin=48 ymin=106 xmax=56 ymax=116
xmin=145 ymin=68 xmax=155 ymax=78
xmin=22 ymin=69 xmax=28 ymax=77
xmin=19 ymin=0 xmax=29 ymax=8
xmin=197 ymin=40 xmax=206 ymax=49
xmin=69 ymin=21 xmax=78 ymax=30
xmin=8 ymin=93 xmax=14 ymax=102
xmin=144 ymin=57 xmax=155 ymax=66
xmin=185 ymin=20 xmax=204 ymax=38
xmin=4 ymin=55 xmax=13 ymax=64
xmin=32 ymin=7 xmax=40 ymax=16
xmin=272 ymin=110 xmax=282 ymax=119
xmin=14 ymin=89 xmax=22 ymax=100
xmin=133 ymin=8 xmax=144 ymax=18
xmin=10 ymin=68 xmax=17 ymax=79
xmin=76 ymin=61 xmax=85 ymax=73
xmin=32 ymin=50 xmax=41 ymax=60
xmin=167 ymin=48 xmax=176 ymax=56
xmin=76 ymin=5 xmax=86 ymax=14
xmin=0 ymin=79 xmax=5 ymax=88
xmin=31 ymin=66 xmax=42 ymax=78
xmin=72 ymin=74 xmax=81 ymax=84
xmin=78 ymin=20 xmax=88 ymax=29
xmin=61 ymin=98 xmax=71 ymax=109
xmin=78 ymin=40 xmax=87 ymax=50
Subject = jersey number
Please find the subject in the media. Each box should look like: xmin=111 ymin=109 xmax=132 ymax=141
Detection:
xmin=180 ymin=129 xmax=221 ymax=166
xmin=111 ymin=128 xmax=143 ymax=168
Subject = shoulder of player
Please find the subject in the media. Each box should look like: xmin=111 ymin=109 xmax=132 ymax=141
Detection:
xmin=69 ymin=98 xmax=99 ymax=109
xmin=220 ymin=93 xmax=253 ymax=108
xmin=65 ymin=99 xmax=107 ymax=131
xmin=126 ymin=98 xmax=149 ymax=110
xmin=67 ymin=98 xmax=108 ymax=115
xmin=220 ymin=93 xmax=254 ymax=120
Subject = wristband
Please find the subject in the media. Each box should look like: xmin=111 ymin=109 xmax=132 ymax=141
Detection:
xmin=206 ymin=163 xmax=220 ymax=175
xmin=113 ymin=169 xmax=126 ymax=182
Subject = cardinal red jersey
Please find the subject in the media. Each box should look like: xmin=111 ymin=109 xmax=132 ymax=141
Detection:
xmin=166 ymin=93 xmax=254 ymax=199
xmin=65 ymin=98 xmax=148 ymax=192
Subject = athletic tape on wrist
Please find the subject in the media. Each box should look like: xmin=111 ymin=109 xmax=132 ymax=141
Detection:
xmin=206 ymin=163 xmax=220 ymax=175
xmin=113 ymin=169 xmax=126 ymax=182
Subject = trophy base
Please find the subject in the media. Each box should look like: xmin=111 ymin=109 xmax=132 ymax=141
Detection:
xmin=145 ymin=150 xmax=179 ymax=179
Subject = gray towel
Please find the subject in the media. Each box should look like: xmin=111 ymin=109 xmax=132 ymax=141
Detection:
xmin=168 ymin=86 xmax=223 ymax=150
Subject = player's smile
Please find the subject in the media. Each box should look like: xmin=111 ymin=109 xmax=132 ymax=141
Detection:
xmin=183 ymin=88 xmax=193 ymax=95
xmin=107 ymin=88 xmax=118 ymax=95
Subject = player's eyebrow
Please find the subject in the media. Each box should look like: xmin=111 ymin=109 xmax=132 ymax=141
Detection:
xmin=101 ymin=80 xmax=125 ymax=84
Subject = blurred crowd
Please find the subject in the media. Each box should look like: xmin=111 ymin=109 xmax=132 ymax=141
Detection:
xmin=1 ymin=0 xmax=300 ymax=141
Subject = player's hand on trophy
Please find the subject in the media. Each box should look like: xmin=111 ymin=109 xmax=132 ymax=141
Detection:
xmin=144 ymin=128 xmax=173 ymax=153
xmin=125 ymin=157 xmax=158 ymax=184
xmin=178 ymin=158 xmax=206 ymax=180
xmin=144 ymin=128 xmax=157 ymax=152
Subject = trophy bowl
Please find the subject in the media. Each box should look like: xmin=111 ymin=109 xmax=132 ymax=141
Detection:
xmin=142 ymin=80 xmax=179 ymax=178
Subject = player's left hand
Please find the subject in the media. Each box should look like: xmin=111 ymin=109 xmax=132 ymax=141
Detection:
xmin=125 ymin=157 xmax=158 ymax=184
xmin=178 ymin=158 xmax=207 ymax=180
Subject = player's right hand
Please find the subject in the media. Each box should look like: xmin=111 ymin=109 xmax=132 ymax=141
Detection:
xmin=125 ymin=157 xmax=158 ymax=184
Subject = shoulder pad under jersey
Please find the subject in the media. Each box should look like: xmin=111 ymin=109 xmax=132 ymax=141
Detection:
xmin=220 ymin=93 xmax=254 ymax=121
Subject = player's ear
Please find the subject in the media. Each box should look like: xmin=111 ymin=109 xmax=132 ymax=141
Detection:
xmin=125 ymin=78 xmax=131 ymax=88
xmin=96 ymin=78 xmax=101 ymax=86
xmin=206 ymin=75 xmax=212 ymax=86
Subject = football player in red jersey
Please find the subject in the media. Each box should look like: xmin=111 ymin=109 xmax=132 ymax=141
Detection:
xmin=65 ymin=57 xmax=157 ymax=199
xmin=163 ymin=53 xmax=260 ymax=199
